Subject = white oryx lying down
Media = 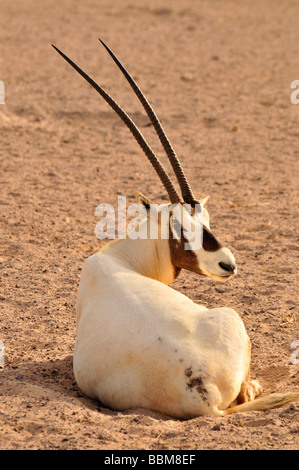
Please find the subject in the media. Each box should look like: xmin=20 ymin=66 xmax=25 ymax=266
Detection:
xmin=53 ymin=41 xmax=299 ymax=418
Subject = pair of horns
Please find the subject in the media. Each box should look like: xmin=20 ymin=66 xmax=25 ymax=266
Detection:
xmin=52 ymin=40 xmax=197 ymax=205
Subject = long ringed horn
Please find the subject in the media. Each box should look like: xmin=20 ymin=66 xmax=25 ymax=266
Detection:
xmin=51 ymin=45 xmax=182 ymax=205
xmin=99 ymin=39 xmax=197 ymax=205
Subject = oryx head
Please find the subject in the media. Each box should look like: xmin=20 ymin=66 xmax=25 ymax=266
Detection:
xmin=52 ymin=40 xmax=237 ymax=282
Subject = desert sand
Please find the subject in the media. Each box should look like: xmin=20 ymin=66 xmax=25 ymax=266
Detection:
xmin=0 ymin=0 xmax=298 ymax=450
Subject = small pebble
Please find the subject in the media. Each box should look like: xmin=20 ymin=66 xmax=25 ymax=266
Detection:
xmin=212 ymin=424 xmax=221 ymax=431
xmin=53 ymin=266 xmax=62 ymax=273
xmin=181 ymin=72 xmax=195 ymax=82
xmin=215 ymin=286 xmax=226 ymax=294
xmin=10 ymin=259 xmax=23 ymax=270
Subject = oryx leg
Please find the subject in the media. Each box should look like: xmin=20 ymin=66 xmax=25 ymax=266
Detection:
xmin=237 ymin=366 xmax=263 ymax=404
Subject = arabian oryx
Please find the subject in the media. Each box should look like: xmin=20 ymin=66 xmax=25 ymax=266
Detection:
xmin=52 ymin=41 xmax=299 ymax=418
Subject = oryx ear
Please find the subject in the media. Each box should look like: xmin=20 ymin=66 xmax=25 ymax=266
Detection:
xmin=200 ymin=195 xmax=210 ymax=207
xmin=135 ymin=192 xmax=153 ymax=211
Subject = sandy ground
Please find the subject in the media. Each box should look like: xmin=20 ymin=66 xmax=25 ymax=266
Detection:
xmin=0 ymin=0 xmax=298 ymax=451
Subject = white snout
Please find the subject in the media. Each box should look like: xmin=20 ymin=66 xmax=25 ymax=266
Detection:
xmin=199 ymin=247 xmax=237 ymax=282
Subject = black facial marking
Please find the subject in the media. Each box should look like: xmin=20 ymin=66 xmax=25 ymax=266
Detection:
xmin=168 ymin=215 xmax=222 ymax=275
xmin=202 ymin=226 xmax=222 ymax=252
xmin=168 ymin=220 xmax=204 ymax=276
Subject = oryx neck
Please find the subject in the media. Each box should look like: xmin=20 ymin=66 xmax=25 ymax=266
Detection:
xmin=104 ymin=236 xmax=176 ymax=285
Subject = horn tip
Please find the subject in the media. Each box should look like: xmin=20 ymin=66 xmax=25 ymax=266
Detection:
xmin=99 ymin=38 xmax=109 ymax=50
xmin=51 ymin=44 xmax=60 ymax=53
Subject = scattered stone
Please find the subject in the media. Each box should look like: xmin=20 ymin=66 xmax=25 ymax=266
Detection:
xmin=212 ymin=424 xmax=221 ymax=431
xmin=53 ymin=266 xmax=62 ymax=273
xmin=10 ymin=259 xmax=23 ymax=270
xmin=290 ymin=426 xmax=299 ymax=434
xmin=181 ymin=72 xmax=195 ymax=82
xmin=215 ymin=286 xmax=226 ymax=294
